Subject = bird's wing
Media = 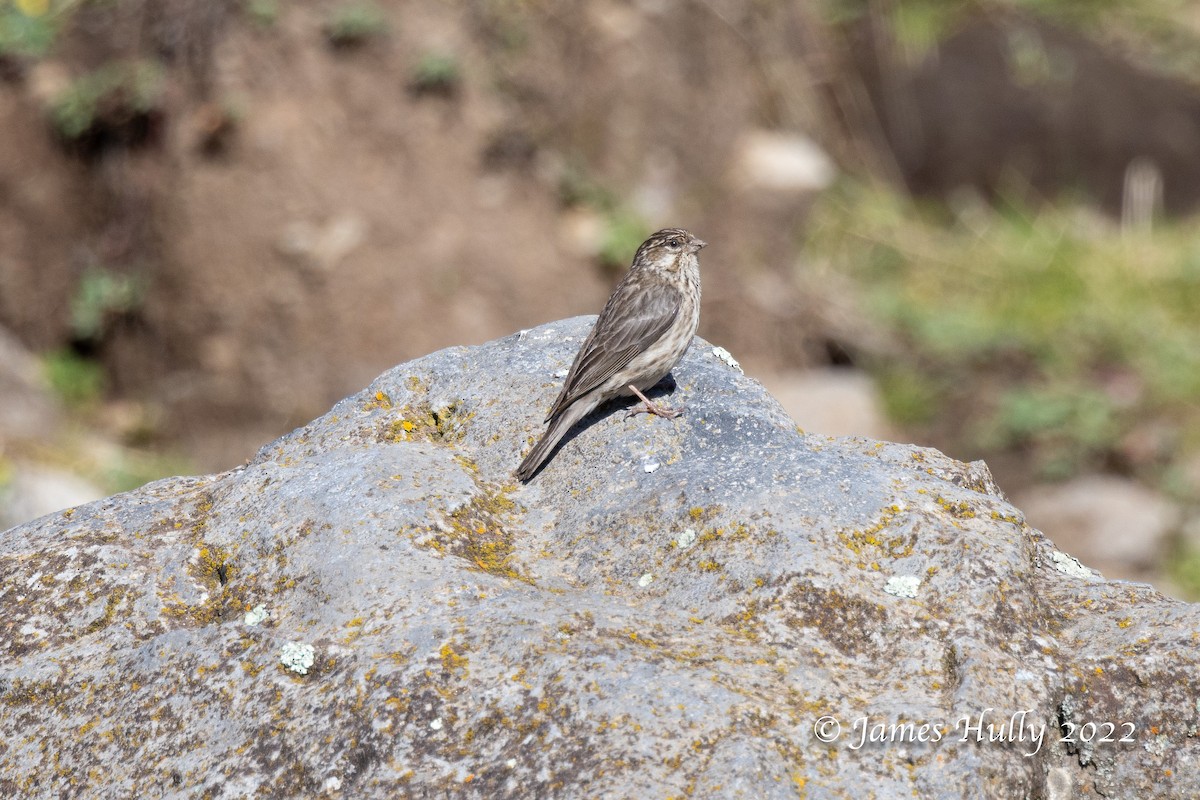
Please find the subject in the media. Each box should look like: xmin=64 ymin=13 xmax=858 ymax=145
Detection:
xmin=546 ymin=277 xmax=682 ymax=421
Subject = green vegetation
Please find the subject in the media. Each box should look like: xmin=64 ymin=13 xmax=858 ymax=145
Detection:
xmin=805 ymin=181 xmax=1200 ymax=482
xmin=324 ymin=1 xmax=388 ymax=48
xmin=43 ymin=349 xmax=105 ymax=408
xmin=244 ymin=0 xmax=278 ymax=29
xmin=411 ymin=52 xmax=461 ymax=95
xmin=50 ymin=60 xmax=165 ymax=140
xmin=0 ymin=0 xmax=57 ymax=57
xmin=820 ymin=0 xmax=1200 ymax=77
xmin=70 ymin=268 xmax=145 ymax=342
xmin=101 ymin=450 xmax=193 ymax=494
xmin=598 ymin=210 xmax=649 ymax=272
xmin=558 ymin=164 xmax=650 ymax=272
xmin=1167 ymin=540 xmax=1200 ymax=599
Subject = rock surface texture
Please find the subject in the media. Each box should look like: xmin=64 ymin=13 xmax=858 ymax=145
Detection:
xmin=2 ymin=317 xmax=1197 ymax=799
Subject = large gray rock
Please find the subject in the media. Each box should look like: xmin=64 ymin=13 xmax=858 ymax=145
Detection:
xmin=2 ymin=318 xmax=1197 ymax=798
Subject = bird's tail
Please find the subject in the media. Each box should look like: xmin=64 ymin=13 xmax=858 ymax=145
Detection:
xmin=516 ymin=400 xmax=594 ymax=481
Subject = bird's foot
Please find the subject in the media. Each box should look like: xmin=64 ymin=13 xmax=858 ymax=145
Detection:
xmin=624 ymin=385 xmax=684 ymax=420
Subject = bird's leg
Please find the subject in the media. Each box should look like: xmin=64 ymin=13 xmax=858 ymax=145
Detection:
xmin=624 ymin=384 xmax=684 ymax=420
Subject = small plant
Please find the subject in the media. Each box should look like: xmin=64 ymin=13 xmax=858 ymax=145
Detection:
xmin=44 ymin=349 xmax=105 ymax=408
xmin=556 ymin=163 xmax=650 ymax=272
xmin=598 ymin=210 xmax=649 ymax=273
xmin=70 ymin=268 xmax=146 ymax=342
xmin=557 ymin=163 xmax=613 ymax=210
xmin=982 ymin=385 xmax=1121 ymax=478
xmin=0 ymin=0 xmax=57 ymax=59
xmin=245 ymin=0 xmax=278 ymax=28
xmin=803 ymin=180 xmax=1200 ymax=485
xmin=324 ymin=2 xmax=387 ymax=48
xmin=410 ymin=52 xmax=460 ymax=96
xmin=50 ymin=60 xmax=164 ymax=141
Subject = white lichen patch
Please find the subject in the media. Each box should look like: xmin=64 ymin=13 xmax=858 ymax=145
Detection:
xmin=430 ymin=718 xmax=443 ymax=730
xmin=1050 ymin=551 xmax=1094 ymax=579
xmin=643 ymin=460 xmax=660 ymax=474
xmin=244 ymin=605 xmax=270 ymax=626
xmin=883 ymin=575 xmax=921 ymax=599
xmin=711 ymin=346 xmax=743 ymax=373
xmin=638 ymin=573 xmax=654 ymax=587
xmin=554 ymin=368 xmax=569 ymax=379
xmin=280 ymin=641 xmax=315 ymax=675
xmin=1143 ymin=734 xmax=1169 ymax=756
xmin=676 ymin=528 xmax=697 ymax=549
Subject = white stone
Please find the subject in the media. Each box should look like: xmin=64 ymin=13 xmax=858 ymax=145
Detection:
xmin=761 ymin=368 xmax=892 ymax=439
xmin=0 ymin=464 xmax=106 ymax=532
xmin=1018 ymin=476 xmax=1181 ymax=574
xmin=734 ymin=130 xmax=836 ymax=193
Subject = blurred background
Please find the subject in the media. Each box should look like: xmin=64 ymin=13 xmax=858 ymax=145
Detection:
xmin=1 ymin=0 xmax=1199 ymax=598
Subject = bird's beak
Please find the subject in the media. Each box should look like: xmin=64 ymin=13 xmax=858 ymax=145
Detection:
xmin=690 ymin=239 xmax=708 ymax=253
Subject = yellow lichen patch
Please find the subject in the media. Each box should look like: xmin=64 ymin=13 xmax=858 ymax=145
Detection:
xmin=836 ymin=505 xmax=912 ymax=562
xmin=453 ymin=454 xmax=479 ymax=473
xmin=341 ymin=616 xmax=367 ymax=645
xmin=694 ymin=521 xmax=755 ymax=548
xmin=84 ymin=586 xmax=131 ymax=634
xmin=379 ymin=401 xmax=475 ymax=444
xmin=935 ymin=495 xmax=976 ymax=519
xmin=686 ymin=504 xmax=725 ymax=527
xmin=363 ymin=390 xmax=394 ymax=411
xmin=411 ymin=487 xmax=529 ymax=582
xmin=159 ymin=538 xmax=252 ymax=626
xmin=195 ymin=544 xmax=232 ymax=589
xmin=726 ymin=598 xmax=763 ymax=640
xmin=440 ymin=641 xmax=470 ymax=677
xmin=189 ymin=492 xmax=216 ymax=537
xmin=697 ymin=559 xmax=723 ymax=573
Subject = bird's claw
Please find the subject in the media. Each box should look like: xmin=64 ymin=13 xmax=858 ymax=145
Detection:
xmin=624 ymin=398 xmax=684 ymax=420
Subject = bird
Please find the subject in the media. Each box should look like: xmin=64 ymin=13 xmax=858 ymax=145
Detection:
xmin=516 ymin=227 xmax=705 ymax=481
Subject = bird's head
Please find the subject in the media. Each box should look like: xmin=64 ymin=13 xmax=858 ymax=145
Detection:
xmin=631 ymin=228 xmax=707 ymax=274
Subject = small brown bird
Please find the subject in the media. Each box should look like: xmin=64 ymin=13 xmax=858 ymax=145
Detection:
xmin=516 ymin=228 xmax=705 ymax=481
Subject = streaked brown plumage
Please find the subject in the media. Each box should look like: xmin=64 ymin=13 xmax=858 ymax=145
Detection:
xmin=516 ymin=228 xmax=705 ymax=481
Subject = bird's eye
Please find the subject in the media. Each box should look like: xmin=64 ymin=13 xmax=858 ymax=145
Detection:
xmin=667 ymin=239 xmax=681 ymax=248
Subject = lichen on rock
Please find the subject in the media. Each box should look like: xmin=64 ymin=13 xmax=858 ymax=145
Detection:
xmin=1 ymin=317 xmax=1196 ymax=799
